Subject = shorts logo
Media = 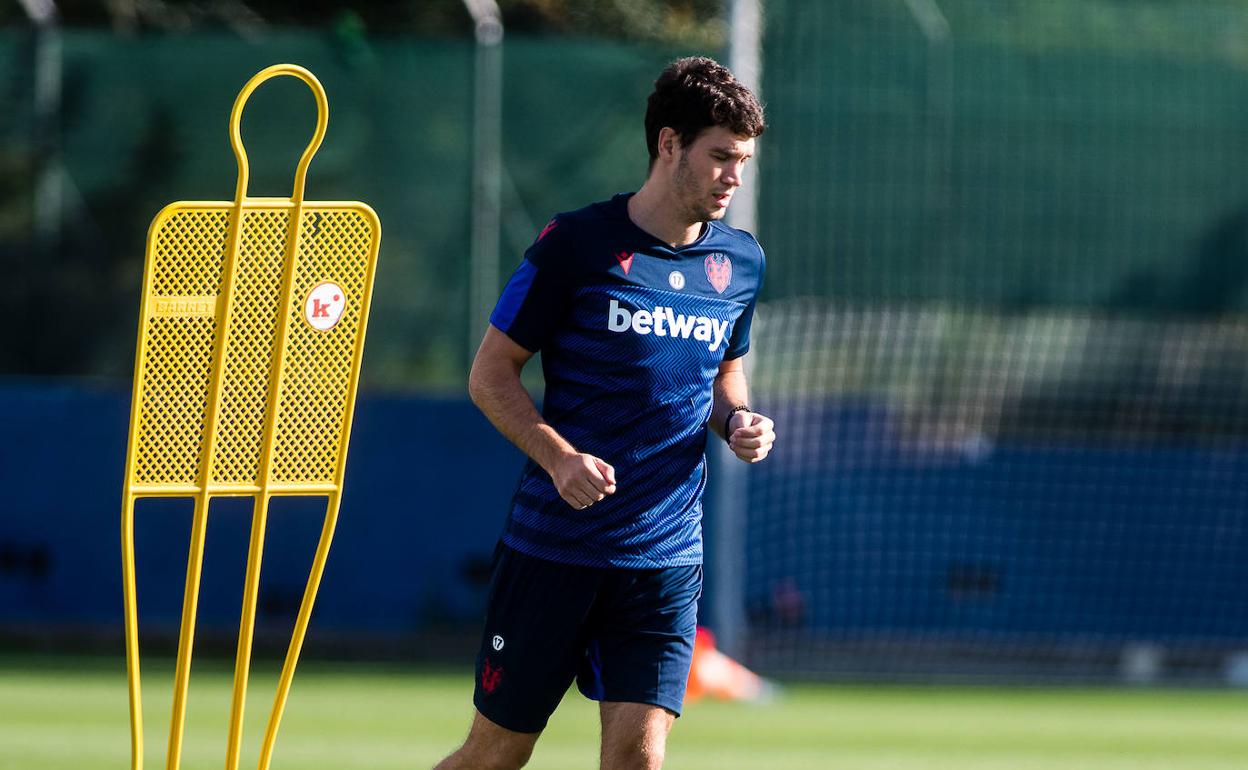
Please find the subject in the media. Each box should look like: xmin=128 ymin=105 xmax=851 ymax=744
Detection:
xmin=668 ymin=271 xmax=685 ymax=290
xmin=492 ymin=634 xmax=505 ymax=651
xmin=481 ymin=657 xmax=504 ymax=694
xmin=705 ymin=252 xmax=732 ymax=294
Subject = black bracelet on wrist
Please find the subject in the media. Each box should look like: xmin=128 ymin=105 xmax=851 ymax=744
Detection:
xmin=724 ymin=404 xmax=752 ymax=440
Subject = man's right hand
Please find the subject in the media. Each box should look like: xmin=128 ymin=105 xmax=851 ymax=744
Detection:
xmin=469 ymin=326 xmax=618 ymax=511
xmin=550 ymin=452 xmax=617 ymax=510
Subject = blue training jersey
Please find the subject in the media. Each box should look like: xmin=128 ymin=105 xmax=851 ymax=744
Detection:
xmin=488 ymin=192 xmax=765 ymax=568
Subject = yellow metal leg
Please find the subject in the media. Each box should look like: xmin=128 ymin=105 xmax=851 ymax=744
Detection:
xmin=257 ymin=493 xmax=341 ymax=770
xmin=165 ymin=495 xmax=212 ymax=770
xmin=224 ymin=494 xmax=272 ymax=770
xmin=121 ymin=492 xmax=144 ymax=770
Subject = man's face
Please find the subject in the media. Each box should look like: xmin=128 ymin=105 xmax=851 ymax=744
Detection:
xmin=670 ymin=125 xmax=756 ymax=224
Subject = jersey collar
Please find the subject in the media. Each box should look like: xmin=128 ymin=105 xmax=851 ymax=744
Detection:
xmin=612 ymin=192 xmax=712 ymax=255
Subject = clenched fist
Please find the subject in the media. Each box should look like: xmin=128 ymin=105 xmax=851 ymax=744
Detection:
xmin=550 ymin=451 xmax=617 ymax=509
xmin=726 ymin=411 xmax=775 ymax=463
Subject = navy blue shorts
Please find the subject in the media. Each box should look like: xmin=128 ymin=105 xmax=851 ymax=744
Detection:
xmin=472 ymin=543 xmax=702 ymax=734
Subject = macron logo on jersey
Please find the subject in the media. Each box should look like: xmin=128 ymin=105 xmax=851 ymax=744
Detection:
xmin=607 ymin=299 xmax=730 ymax=352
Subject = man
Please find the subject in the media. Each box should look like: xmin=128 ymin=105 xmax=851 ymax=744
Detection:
xmin=436 ymin=56 xmax=774 ymax=770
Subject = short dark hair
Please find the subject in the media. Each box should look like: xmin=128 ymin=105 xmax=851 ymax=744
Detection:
xmin=645 ymin=56 xmax=765 ymax=167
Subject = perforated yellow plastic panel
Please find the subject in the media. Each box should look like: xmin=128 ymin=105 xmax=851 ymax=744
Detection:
xmin=120 ymin=65 xmax=381 ymax=770
xmin=131 ymin=204 xmax=375 ymax=490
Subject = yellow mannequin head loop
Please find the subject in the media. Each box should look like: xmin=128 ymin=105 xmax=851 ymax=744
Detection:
xmin=229 ymin=63 xmax=329 ymax=205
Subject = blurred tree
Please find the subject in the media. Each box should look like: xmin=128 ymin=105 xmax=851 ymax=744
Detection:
xmin=0 ymin=0 xmax=727 ymax=378
xmin=2 ymin=1 xmax=725 ymax=45
xmin=502 ymin=0 xmax=724 ymax=46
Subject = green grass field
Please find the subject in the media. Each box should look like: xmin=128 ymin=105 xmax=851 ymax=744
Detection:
xmin=3 ymin=655 xmax=1247 ymax=769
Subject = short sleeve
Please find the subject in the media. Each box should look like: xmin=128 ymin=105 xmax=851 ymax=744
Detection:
xmin=724 ymin=296 xmax=756 ymax=360
xmin=489 ymin=218 xmax=572 ymax=352
xmin=724 ymin=245 xmax=765 ymax=360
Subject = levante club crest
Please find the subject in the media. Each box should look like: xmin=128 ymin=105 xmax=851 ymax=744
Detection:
xmin=705 ymin=252 xmax=732 ymax=293
xmin=481 ymin=657 xmax=504 ymax=694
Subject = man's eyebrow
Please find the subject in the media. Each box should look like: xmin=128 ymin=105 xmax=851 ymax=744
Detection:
xmin=710 ymin=146 xmax=753 ymax=159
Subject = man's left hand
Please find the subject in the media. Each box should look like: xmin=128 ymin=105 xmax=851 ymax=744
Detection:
xmin=727 ymin=411 xmax=775 ymax=463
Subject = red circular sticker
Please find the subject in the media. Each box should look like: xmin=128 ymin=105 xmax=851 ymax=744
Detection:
xmin=304 ymin=281 xmax=347 ymax=331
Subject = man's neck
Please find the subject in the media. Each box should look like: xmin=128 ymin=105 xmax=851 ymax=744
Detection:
xmin=627 ymin=184 xmax=704 ymax=248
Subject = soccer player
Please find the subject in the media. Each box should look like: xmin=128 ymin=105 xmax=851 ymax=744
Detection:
xmin=435 ymin=56 xmax=773 ymax=770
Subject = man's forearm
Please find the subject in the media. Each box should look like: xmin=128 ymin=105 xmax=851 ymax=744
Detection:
xmin=469 ymin=361 xmax=575 ymax=474
xmin=711 ymin=366 xmax=750 ymax=441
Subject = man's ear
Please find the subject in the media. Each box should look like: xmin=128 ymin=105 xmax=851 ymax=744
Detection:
xmin=657 ymin=127 xmax=680 ymax=163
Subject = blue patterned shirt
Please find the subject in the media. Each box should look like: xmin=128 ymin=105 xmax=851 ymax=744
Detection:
xmin=489 ymin=193 xmax=765 ymax=568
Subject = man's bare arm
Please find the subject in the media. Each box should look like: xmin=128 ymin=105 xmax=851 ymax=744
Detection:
xmin=711 ymin=354 xmax=776 ymax=463
xmin=468 ymin=325 xmax=617 ymax=508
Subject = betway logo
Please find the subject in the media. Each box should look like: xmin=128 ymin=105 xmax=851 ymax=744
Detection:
xmin=607 ymin=299 xmax=730 ymax=352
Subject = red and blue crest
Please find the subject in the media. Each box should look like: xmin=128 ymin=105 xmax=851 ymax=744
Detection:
xmin=704 ymin=252 xmax=732 ymax=294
